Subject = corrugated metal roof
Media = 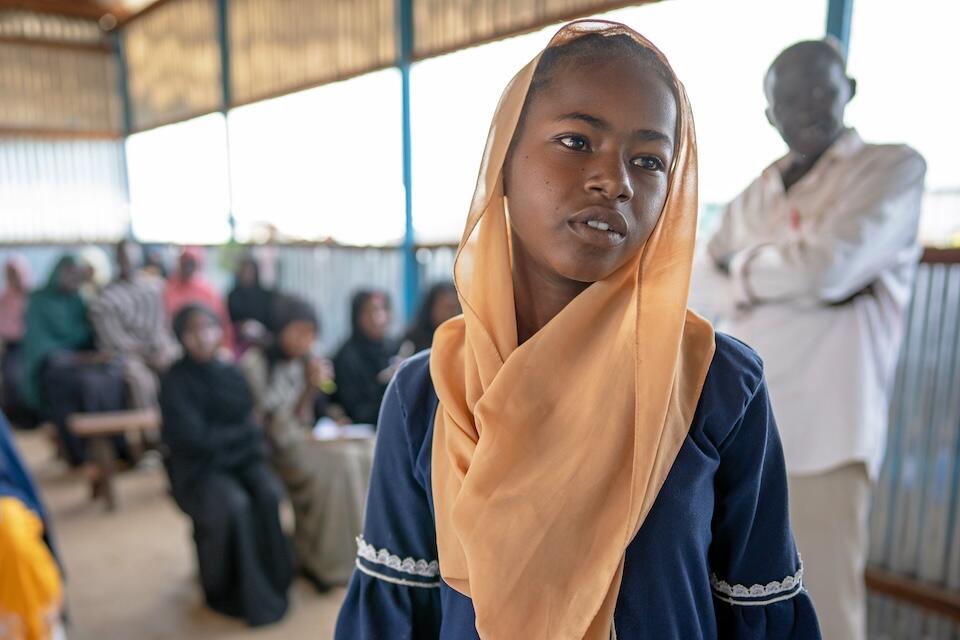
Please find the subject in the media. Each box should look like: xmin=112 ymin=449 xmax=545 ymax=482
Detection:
xmin=122 ymin=0 xmax=221 ymax=131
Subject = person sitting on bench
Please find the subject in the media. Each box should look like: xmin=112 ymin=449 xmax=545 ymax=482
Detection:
xmin=19 ymin=255 xmax=127 ymax=469
xmin=160 ymin=304 xmax=292 ymax=627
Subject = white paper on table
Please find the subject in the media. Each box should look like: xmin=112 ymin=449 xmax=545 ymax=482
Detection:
xmin=312 ymin=418 xmax=375 ymax=441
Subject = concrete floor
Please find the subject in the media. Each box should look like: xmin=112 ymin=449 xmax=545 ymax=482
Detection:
xmin=15 ymin=430 xmax=346 ymax=640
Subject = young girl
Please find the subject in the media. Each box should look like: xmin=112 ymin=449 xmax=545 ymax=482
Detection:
xmin=240 ymin=295 xmax=372 ymax=589
xmin=335 ymin=20 xmax=820 ymax=639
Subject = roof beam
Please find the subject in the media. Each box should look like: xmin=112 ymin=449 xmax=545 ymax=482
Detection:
xmin=0 ymin=34 xmax=111 ymax=51
xmin=0 ymin=0 xmax=120 ymax=20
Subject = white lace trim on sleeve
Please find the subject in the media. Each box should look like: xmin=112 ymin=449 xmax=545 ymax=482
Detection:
xmin=355 ymin=560 xmax=440 ymax=588
xmin=710 ymin=558 xmax=804 ymax=606
xmin=356 ymin=536 xmax=440 ymax=580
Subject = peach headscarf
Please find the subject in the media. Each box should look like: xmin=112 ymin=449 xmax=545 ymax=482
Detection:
xmin=429 ymin=20 xmax=716 ymax=639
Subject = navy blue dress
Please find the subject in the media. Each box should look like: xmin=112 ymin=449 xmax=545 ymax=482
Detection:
xmin=335 ymin=334 xmax=821 ymax=639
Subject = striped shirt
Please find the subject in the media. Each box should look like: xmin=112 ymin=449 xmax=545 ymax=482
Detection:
xmin=90 ymin=273 xmax=174 ymax=357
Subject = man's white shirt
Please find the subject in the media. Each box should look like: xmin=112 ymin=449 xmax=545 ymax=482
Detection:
xmin=691 ymin=129 xmax=926 ymax=478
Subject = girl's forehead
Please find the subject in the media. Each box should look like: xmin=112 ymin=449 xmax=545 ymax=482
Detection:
xmin=554 ymin=54 xmax=669 ymax=90
xmin=533 ymin=59 xmax=677 ymax=129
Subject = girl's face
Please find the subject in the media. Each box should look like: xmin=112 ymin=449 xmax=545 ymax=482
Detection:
xmin=279 ymin=320 xmax=317 ymax=359
xmin=504 ymin=54 xmax=677 ymax=285
xmin=182 ymin=312 xmax=223 ymax=363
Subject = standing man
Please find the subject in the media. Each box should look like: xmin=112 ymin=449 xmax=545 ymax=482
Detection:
xmin=693 ymin=39 xmax=925 ymax=640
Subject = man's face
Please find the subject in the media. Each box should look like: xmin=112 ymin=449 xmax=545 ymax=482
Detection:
xmin=765 ymin=50 xmax=854 ymax=158
xmin=117 ymin=242 xmax=140 ymax=279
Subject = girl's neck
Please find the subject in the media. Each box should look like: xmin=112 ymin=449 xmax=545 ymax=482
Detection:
xmin=511 ymin=237 xmax=588 ymax=345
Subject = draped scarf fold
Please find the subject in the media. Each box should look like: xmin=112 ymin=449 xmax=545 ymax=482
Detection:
xmin=429 ymin=20 xmax=716 ymax=639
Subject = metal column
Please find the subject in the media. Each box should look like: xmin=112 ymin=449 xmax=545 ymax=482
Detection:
xmin=112 ymin=29 xmax=134 ymax=239
xmin=217 ymin=0 xmax=237 ymax=241
xmin=398 ymin=0 xmax=419 ymax=322
xmin=826 ymin=0 xmax=854 ymax=58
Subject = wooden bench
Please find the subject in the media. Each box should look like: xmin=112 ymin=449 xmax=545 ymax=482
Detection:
xmin=68 ymin=408 xmax=161 ymax=511
xmin=866 ymin=567 xmax=960 ymax=623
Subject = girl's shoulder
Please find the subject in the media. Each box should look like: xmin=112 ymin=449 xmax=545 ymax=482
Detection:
xmin=706 ymin=332 xmax=764 ymax=396
xmin=387 ymin=349 xmax=438 ymax=450
xmin=374 ymin=350 xmax=437 ymax=499
xmin=694 ymin=332 xmax=767 ymax=449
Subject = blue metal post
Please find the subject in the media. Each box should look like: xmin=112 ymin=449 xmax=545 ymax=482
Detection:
xmin=217 ymin=0 xmax=232 ymax=107
xmin=112 ymin=30 xmax=134 ymax=238
xmin=398 ymin=0 xmax=419 ymax=322
xmin=216 ymin=0 xmax=237 ymax=241
xmin=826 ymin=0 xmax=854 ymax=58
xmin=113 ymin=31 xmax=134 ymax=136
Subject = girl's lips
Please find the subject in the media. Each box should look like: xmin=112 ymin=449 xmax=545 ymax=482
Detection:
xmin=567 ymin=220 xmax=627 ymax=248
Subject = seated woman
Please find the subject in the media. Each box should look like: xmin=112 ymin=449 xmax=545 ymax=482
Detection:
xmin=0 ymin=256 xmax=37 ymax=427
xmin=160 ymin=304 xmax=291 ymax=627
xmin=19 ymin=255 xmax=127 ymax=468
xmin=333 ymin=290 xmax=399 ymax=426
xmin=400 ymin=281 xmax=461 ymax=355
xmin=0 ymin=410 xmax=65 ymax=640
xmin=240 ymin=295 xmax=373 ymax=589
xmin=227 ymin=254 xmax=275 ymax=355
xmin=164 ymin=248 xmax=234 ymax=352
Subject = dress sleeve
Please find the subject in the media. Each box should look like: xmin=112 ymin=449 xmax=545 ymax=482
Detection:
xmin=334 ymin=373 xmax=442 ymax=639
xmin=709 ymin=375 xmax=821 ymax=639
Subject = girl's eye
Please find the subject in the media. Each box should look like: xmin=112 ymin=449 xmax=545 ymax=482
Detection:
xmin=557 ymin=135 xmax=590 ymax=151
xmin=632 ymin=156 xmax=665 ymax=171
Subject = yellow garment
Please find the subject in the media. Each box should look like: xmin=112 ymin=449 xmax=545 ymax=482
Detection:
xmin=0 ymin=497 xmax=63 ymax=640
xmin=430 ymin=20 xmax=716 ymax=639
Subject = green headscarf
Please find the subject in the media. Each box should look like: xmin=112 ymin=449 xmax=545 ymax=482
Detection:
xmin=19 ymin=255 xmax=94 ymax=410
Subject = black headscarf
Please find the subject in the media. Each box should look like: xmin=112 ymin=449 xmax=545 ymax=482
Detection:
xmin=403 ymin=281 xmax=458 ymax=353
xmin=228 ymin=255 xmax=274 ymax=327
xmin=333 ymin=290 xmax=396 ymax=425
xmin=170 ymin=303 xmax=252 ymax=415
